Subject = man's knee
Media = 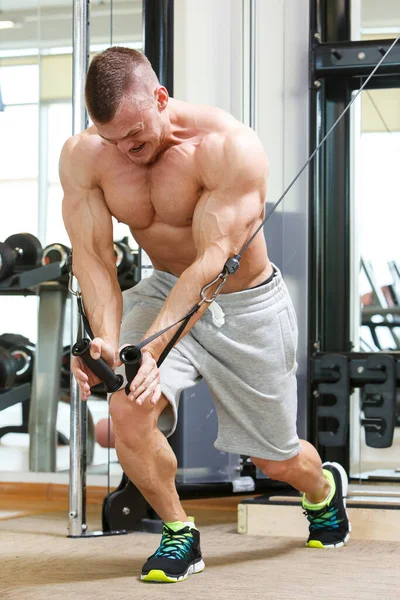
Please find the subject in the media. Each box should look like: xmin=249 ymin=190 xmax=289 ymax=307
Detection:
xmin=109 ymin=389 xmax=169 ymax=447
xmin=250 ymin=454 xmax=298 ymax=481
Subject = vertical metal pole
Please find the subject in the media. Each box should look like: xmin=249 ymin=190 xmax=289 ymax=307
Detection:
xmin=143 ymin=0 xmax=174 ymax=93
xmin=141 ymin=0 xmax=174 ymax=280
xmin=308 ymin=0 xmax=322 ymax=448
xmin=72 ymin=1 xmax=89 ymax=135
xmin=309 ymin=0 xmax=351 ymax=470
xmin=68 ymin=0 xmax=89 ymax=538
xmin=249 ymin=0 xmax=256 ymax=130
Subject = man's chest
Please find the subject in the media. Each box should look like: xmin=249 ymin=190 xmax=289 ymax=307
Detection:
xmin=99 ymin=146 xmax=203 ymax=230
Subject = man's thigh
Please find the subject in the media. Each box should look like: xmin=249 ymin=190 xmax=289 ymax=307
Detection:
xmin=194 ymin=271 xmax=301 ymax=460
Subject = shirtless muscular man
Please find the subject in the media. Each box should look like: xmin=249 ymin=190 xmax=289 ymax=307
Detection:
xmin=60 ymin=47 xmax=350 ymax=583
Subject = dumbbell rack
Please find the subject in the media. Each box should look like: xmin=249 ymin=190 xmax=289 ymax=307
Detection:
xmin=0 ymin=262 xmax=65 ymax=472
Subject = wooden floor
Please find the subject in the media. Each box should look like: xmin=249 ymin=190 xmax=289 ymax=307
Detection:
xmin=2 ymin=480 xmax=400 ymax=524
xmin=0 ymin=480 xmax=246 ymax=527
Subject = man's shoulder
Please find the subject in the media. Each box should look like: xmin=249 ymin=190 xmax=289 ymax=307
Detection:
xmin=196 ymin=113 xmax=262 ymax=154
xmin=60 ymin=127 xmax=104 ymax=186
xmin=61 ymin=126 xmax=103 ymax=161
xmin=196 ymin=122 xmax=267 ymax=184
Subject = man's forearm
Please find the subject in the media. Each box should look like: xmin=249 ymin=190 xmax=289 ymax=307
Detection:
xmin=75 ymin=266 xmax=123 ymax=348
xmin=89 ymin=287 xmax=122 ymax=347
xmin=143 ymin=261 xmax=222 ymax=361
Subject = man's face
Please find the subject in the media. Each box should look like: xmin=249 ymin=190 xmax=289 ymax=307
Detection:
xmin=95 ymin=98 xmax=165 ymax=165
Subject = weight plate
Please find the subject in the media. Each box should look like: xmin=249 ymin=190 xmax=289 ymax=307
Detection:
xmin=0 ymin=242 xmax=15 ymax=282
xmin=114 ymin=242 xmax=135 ymax=274
xmin=4 ymin=233 xmax=43 ymax=267
xmin=42 ymin=243 xmax=71 ymax=271
xmin=11 ymin=349 xmax=33 ymax=382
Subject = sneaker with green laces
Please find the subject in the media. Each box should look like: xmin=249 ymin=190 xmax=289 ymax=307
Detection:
xmin=302 ymin=462 xmax=351 ymax=548
xmin=141 ymin=520 xmax=205 ymax=583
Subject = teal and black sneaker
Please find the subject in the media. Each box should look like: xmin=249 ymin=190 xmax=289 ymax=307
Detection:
xmin=141 ymin=520 xmax=205 ymax=583
xmin=302 ymin=462 xmax=351 ymax=549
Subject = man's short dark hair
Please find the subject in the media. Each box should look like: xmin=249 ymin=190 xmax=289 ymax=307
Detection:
xmin=85 ymin=47 xmax=157 ymax=123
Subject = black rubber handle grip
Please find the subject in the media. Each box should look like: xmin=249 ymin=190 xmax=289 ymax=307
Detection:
xmin=119 ymin=345 xmax=142 ymax=395
xmin=72 ymin=338 xmax=123 ymax=393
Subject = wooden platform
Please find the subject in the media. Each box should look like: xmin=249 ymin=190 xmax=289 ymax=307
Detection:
xmin=238 ymin=486 xmax=400 ymax=542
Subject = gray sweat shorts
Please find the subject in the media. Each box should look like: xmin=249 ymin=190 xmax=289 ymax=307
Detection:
xmin=114 ymin=265 xmax=301 ymax=461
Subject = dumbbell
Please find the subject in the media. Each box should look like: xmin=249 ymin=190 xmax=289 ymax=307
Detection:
xmin=42 ymin=243 xmax=71 ymax=274
xmin=0 ymin=334 xmax=35 ymax=385
xmin=0 ymin=347 xmax=17 ymax=389
xmin=0 ymin=233 xmax=43 ymax=282
xmin=114 ymin=240 xmax=135 ymax=274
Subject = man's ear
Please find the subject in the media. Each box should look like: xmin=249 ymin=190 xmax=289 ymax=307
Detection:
xmin=155 ymin=86 xmax=169 ymax=111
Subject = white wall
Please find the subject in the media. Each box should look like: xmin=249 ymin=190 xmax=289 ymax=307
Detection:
xmin=362 ymin=0 xmax=400 ymax=30
xmin=174 ymin=0 xmax=243 ymax=118
xmin=174 ymin=0 xmax=310 ymax=435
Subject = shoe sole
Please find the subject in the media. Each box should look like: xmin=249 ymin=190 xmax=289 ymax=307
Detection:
xmin=306 ymin=461 xmax=352 ymax=549
xmin=141 ymin=559 xmax=205 ymax=583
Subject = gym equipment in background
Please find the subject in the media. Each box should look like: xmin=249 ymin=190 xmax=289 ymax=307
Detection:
xmin=0 ymin=332 xmax=33 ymax=442
xmin=0 ymin=242 xmax=64 ymax=470
xmin=0 ymin=233 xmax=43 ymax=282
xmin=0 ymin=333 xmax=72 ymax=447
xmin=0 ymin=347 xmax=17 ymax=389
xmin=42 ymin=243 xmax=71 ymax=274
xmin=361 ymin=258 xmax=400 ymax=351
xmin=0 ymin=334 xmax=35 ymax=387
xmin=113 ymin=237 xmax=140 ymax=290
xmin=114 ymin=239 xmax=135 ymax=274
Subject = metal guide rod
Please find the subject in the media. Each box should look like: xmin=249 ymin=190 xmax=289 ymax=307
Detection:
xmin=68 ymin=300 xmax=85 ymax=535
xmin=69 ymin=0 xmax=89 ymax=538
xmin=249 ymin=0 xmax=256 ymax=130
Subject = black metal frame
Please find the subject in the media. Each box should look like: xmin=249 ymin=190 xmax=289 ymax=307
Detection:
xmin=308 ymin=0 xmax=400 ymax=471
xmin=143 ymin=0 xmax=174 ymax=94
xmin=312 ymin=352 xmax=398 ymax=450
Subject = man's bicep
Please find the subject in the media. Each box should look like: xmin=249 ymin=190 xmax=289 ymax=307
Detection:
xmin=192 ymin=185 xmax=263 ymax=263
xmin=194 ymin=129 xmax=268 ymax=260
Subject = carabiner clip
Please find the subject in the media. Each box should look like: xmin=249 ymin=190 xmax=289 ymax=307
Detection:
xmin=68 ymin=272 xmax=81 ymax=298
xmin=200 ymin=271 xmax=228 ymax=304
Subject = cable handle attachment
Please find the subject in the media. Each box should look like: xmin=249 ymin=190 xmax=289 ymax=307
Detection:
xmin=119 ymin=345 xmax=143 ymax=396
xmin=72 ymin=338 xmax=123 ymax=393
